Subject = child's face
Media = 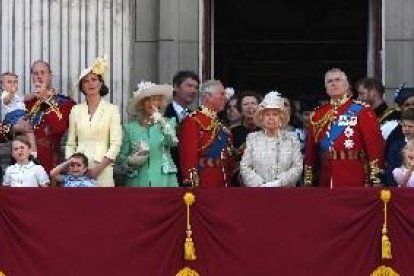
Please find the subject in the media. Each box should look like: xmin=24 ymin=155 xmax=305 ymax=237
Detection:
xmin=11 ymin=140 xmax=31 ymax=164
xmin=68 ymin=157 xmax=88 ymax=177
xmin=1 ymin=75 xmax=18 ymax=93
xmin=404 ymin=147 xmax=414 ymax=167
xmin=401 ymin=120 xmax=414 ymax=140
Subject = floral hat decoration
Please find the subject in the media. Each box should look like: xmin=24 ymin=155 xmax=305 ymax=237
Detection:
xmin=394 ymin=82 xmax=414 ymax=106
xmin=225 ymin=87 xmax=235 ymax=100
xmin=253 ymin=90 xmax=289 ymax=128
xmin=127 ymin=81 xmax=173 ymax=116
xmin=78 ymin=56 xmax=108 ymax=82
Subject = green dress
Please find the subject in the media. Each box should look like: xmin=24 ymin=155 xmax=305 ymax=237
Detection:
xmin=118 ymin=118 xmax=179 ymax=187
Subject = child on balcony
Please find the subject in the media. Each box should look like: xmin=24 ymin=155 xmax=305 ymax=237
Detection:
xmin=393 ymin=139 xmax=414 ymax=187
xmin=3 ymin=136 xmax=49 ymax=187
xmin=0 ymin=72 xmax=38 ymax=157
xmin=50 ymin=152 xmax=96 ymax=187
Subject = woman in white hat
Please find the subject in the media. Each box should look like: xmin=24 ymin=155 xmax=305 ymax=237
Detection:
xmin=66 ymin=57 xmax=122 ymax=187
xmin=117 ymin=81 xmax=178 ymax=187
xmin=240 ymin=91 xmax=302 ymax=187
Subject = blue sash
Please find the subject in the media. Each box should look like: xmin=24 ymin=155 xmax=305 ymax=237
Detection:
xmin=203 ymin=126 xmax=229 ymax=158
xmin=319 ymin=103 xmax=363 ymax=151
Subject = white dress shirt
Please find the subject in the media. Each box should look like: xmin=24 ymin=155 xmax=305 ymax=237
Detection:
xmin=172 ymin=101 xmax=189 ymax=122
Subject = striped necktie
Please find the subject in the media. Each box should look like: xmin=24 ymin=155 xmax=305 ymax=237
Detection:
xmin=180 ymin=109 xmax=188 ymax=122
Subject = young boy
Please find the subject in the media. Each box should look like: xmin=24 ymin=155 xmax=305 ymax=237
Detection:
xmin=50 ymin=152 xmax=96 ymax=187
xmin=385 ymin=108 xmax=414 ymax=186
xmin=0 ymin=72 xmax=37 ymax=157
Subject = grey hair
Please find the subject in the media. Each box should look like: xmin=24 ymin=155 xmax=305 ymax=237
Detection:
xmin=324 ymin=68 xmax=350 ymax=91
xmin=199 ymin=80 xmax=222 ymax=105
xmin=324 ymin=68 xmax=349 ymax=84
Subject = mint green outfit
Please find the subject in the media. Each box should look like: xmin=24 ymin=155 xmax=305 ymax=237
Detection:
xmin=118 ymin=117 xmax=179 ymax=187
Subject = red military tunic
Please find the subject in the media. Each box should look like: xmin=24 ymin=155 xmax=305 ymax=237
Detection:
xmin=178 ymin=106 xmax=233 ymax=187
xmin=26 ymin=93 xmax=76 ymax=173
xmin=304 ymin=97 xmax=384 ymax=187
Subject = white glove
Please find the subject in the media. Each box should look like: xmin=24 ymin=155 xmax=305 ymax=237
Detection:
xmin=127 ymin=151 xmax=149 ymax=167
xmin=151 ymin=110 xmax=162 ymax=122
xmin=152 ymin=110 xmax=169 ymax=128
xmin=263 ymin=180 xmax=281 ymax=187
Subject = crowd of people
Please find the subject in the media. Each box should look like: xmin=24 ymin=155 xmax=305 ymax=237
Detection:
xmin=0 ymin=57 xmax=413 ymax=188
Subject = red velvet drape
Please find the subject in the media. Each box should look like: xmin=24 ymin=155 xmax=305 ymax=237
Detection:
xmin=0 ymin=188 xmax=412 ymax=275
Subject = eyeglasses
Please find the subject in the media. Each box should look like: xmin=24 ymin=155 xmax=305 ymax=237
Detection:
xmin=69 ymin=162 xmax=83 ymax=168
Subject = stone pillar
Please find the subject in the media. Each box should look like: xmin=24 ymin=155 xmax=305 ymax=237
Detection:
xmin=131 ymin=0 xmax=199 ymax=86
xmin=384 ymin=0 xmax=414 ymax=103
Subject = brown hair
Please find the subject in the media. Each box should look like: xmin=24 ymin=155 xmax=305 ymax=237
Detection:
xmin=12 ymin=136 xmax=31 ymax=149
xmin=78 ymin=73 xmax=109 ymax=96
xmin=0 ymin=72 xmax=18 ymax=84
xmin=69 ymin=152 xmax=89 ymax=167
xmin=31 ymin=60 xmax=52 ymax=73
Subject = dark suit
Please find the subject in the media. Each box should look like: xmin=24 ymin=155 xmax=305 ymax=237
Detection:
xmin=165 ymin=103 xmax=186 ymax=186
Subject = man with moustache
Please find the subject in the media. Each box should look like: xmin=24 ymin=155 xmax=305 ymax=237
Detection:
xmin=304 ymin=68 xmax=384 ymax=187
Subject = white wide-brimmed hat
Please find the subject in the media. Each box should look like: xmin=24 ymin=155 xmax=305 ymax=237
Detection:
xmin=128 ymin=81 xmax=173 ymax=116
xmin=253 ymin=91 xmax=289 ymax=128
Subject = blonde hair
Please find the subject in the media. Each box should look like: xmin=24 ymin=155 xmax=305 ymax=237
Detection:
xmin=402 ymin=140 xmax=414 ymax=168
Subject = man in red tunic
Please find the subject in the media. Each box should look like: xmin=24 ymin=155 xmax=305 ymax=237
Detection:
xmin=25 ymin=60 xmax=76 ymax=173
xmin=304 ymin=68 xmax=384 ymax=187
xmin=178 ymin=80 xmax=233 ymax=187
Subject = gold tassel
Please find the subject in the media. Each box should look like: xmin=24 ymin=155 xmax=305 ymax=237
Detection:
xmin=380 ymin=190 xmax=391 ymax=260
xmin=183 ymin=192 xmax=196 ymax=261
xmin=381 ymin=234 xmax=392 ymax=259
xmin=184 ymin=236 xmax=196 ymax=261
xmin=176 ymin=266 xmax=200 ymax=276
xmin=371 ymin=190 xmax=399 ymax=275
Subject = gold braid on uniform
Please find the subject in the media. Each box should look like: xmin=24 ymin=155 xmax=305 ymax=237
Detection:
xmin=369 ymin=159 xmax=383 ymax=185
xmin=303 ymin=165 xmax=313 ymax=186
xmin=309 ymin=109 xmax=336 ymax=142
xmin=379 ymin=107 xmax=400 ymax=124
xmin=192 ymin=106 xmax=220 ymax=152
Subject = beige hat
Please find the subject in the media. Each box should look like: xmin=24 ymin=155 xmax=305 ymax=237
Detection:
xmin=128 ymin=81 xmax=173 ymax=116
xmin=78 ymin=56 xmax=108 ymax=81
xmin=253 ymin=91 xmax=289 ymax=128
xmin=72 ymin=57 xmax=108 ymax=97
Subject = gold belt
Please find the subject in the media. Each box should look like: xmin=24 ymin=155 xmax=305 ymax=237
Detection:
xmin=199 ymin=157 xmax=222 ymax=168
xmin=329 ymin=150 xmax=365 ymax=160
